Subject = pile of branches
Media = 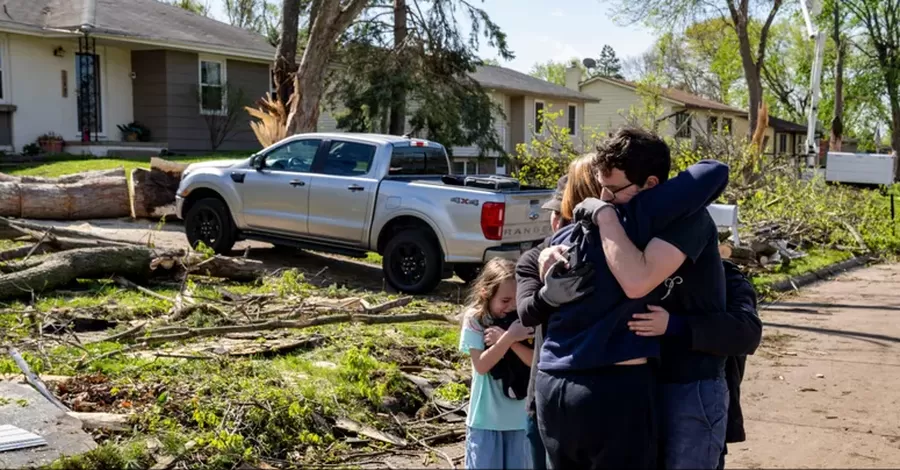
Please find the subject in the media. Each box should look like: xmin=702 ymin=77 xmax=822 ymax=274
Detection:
xmin=2 ymin=216 xmax=466 ymax=467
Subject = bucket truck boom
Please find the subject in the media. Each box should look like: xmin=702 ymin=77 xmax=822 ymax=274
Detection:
xmin=800 ymin=0 xmax=827 ymax=167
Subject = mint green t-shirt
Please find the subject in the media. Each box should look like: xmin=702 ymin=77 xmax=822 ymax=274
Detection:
xmin=459 ymin=313 xmax=528 ymax=431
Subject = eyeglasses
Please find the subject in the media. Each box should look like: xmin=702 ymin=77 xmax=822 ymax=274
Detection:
xmin=600 ymin=183 xmax=635 ymax=202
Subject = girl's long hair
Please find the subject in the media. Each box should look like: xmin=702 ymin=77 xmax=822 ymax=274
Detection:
xmin=561 ymin=153 xmax=605 ymax=221
xmin=464 ymin=258 xmax=516 ymax=327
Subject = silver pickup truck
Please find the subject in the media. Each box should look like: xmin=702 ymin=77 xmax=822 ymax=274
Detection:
xmin=175 ymin=133 xmax=555 ymax=294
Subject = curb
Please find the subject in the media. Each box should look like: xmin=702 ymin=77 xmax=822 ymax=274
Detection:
xmin=768 ymin=255 xmax=875 ymax=293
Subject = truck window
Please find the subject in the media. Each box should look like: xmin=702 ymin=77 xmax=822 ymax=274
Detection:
xmin=389 ymin=147 xmax=450 ymax=175
xmin=320 ymin=141 xmax=377 ymax=176
xmin=264 ymin=139 xmax=321 ymax=172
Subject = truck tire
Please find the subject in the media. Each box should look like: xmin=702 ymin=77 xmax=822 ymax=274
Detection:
xmin=185 ymin=197 xmax=236 ymax=254
xmin=382 ymin=229 xmax=442 ymax=294
xmin=454 ymin=264 xmax=482 ymax=284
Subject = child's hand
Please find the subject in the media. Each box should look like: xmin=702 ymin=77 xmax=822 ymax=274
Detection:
xmin=484 ymin=326 xmax=504 ymax=346
xmin=628 ymin=305 xmax=669 ymax=336
xmin=505 ymin=319 xmax=534 ymax=342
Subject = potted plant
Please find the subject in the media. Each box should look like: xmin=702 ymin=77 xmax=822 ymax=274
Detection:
xmin=117 ymin=122 xmax=151 ymax=142
xmin=37 ymin=132 xmax=64 ymax=153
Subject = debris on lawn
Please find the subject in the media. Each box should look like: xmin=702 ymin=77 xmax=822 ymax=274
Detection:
xmin=1 ymin=214 xmax=469 ymax=469
xmin=719 ymin=222 xmax=812 ymax=270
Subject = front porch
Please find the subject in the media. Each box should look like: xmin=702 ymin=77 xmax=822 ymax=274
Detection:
xmin=63 ymin=140 xmax=167 ymax=158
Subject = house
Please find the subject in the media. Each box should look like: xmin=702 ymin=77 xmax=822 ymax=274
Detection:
xmin=319 ymin=65 xmax=599 ymax=175
xmin=570 ymin=70 xmax=808 ymax=160
xmin=0 ymin=0 xmax=275 ymax=155
xmin=768 ymin=116 xmax=808 ymax=159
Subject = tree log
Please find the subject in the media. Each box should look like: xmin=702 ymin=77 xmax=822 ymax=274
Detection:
xmin=130 ymin=158 xmax=189 ymax=219
xmin=0 ymin=246 xmax=157 ymax=299
xmin=0 ymin=243 xmax=270 ymax=299
xmin=0 ymin=177 xmax=130 ymax=219
xmin=0 ymin=168 xmax=125 ymax=184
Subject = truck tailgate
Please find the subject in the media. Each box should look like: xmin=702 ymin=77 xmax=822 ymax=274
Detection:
xmin=501 ymin=192 xmax=554 ymax=243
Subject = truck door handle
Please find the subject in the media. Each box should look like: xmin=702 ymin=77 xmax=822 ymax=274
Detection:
xmin=347 ymin=184 xmax=364 ymax=192
xmin=289 ymin=179 xmax=306 ymax=187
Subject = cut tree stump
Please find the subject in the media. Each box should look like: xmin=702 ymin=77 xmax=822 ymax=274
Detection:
xmin=130 ymin=158 xmax=189 ymax=219
xmin=0 ymin=177 xmax=130 ymax=219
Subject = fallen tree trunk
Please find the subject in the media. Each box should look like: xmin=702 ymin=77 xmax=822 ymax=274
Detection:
xmin=130 ymin=158 xmax=190 ymax=219
xmin=0 ymin=168 xmax=125 ymax=184
xmin=0 ymin=177 xmax=130 ymax=219
xmin=0 ymin=246 xmax=159 ymax=299
xmin=0 ymin=242 xmax=270 ymax=299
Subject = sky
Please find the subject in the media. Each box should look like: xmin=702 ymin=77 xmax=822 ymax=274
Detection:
xmin=206 ymin=0 xmax=657 ymax=74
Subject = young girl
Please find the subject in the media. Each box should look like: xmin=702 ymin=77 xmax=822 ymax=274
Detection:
xmin=459 ymin=258 xmax=534 ymax=469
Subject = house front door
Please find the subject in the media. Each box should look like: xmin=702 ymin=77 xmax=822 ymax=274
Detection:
xmin=76 ymin=52 xmax=102 ymax=137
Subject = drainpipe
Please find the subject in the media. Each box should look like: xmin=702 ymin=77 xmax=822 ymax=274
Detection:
xmin=80 ymin=0 xmax=97 ymax=31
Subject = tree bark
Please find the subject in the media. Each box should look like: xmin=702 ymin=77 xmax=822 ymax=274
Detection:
xmin=0 ymin=177 xmax=130 ymax=219
xmin=388 ymin=0 xmax=408 ymax=136
xmin=0 ymin=245 xmax=271 ymax=300
xmin=286 ymin=0 xmax=369 ymax=134
xmin=0 ymin=246 xmax=155 ymax=299
xmin=728 ymin=0 xmax=782 ymax=137
xmin=274 ymin=0 xmax=302 ymax=105
xmin=831 ymin=2 xmax=845 ymax=152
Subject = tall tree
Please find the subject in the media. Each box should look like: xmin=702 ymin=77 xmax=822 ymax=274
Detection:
xmin=287 ymin=0 xmax=370 ymax=134
xmin=610 ymin=0 xmax=785 ymax=135
xmin=843 ymin=0 xmax=900 ymax=163
xmin=623 ymin=22 xmax=743 ymax=106
xmin=594 ymin=44 xmax=624 ymax=78
xmin=389 ymin=0 xmax=408 ymax=135
xmin=329 ymin=0 xmax=514 ymax=153
xmin=168 ymin=0 xmax=209 ymax=16
xmin=273 ymin=0 xmax=305 ymax=105
xmin=827 ymin=0 xmax=846 ymax=151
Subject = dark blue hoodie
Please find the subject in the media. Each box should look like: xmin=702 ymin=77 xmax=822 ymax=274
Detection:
xmin=539 ymin=160 xmax=729 ymax=372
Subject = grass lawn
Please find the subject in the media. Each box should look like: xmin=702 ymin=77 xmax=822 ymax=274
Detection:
xmin=2 ymin=153 xmax=249 ymax=178
xmin=750 ymin=247 xmax=855 ymax=293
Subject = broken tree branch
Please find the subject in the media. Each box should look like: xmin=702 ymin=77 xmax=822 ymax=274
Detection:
xmin=139 ymin=313 xmax=454 ymax=346
xmin=113 ymin=276 xmax=177 ymax=304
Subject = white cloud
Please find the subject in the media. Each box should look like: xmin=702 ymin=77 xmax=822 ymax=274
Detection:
xmin=551 ymin=8 xmax=565 ymax=17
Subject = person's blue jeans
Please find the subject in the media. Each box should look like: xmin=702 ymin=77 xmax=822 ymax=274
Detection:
xmin=661 ymin=377 xmax=729 ymax=469
xmin=465 ymin=427 xmax=532 ymax=469
xmin=525 ymin=413 xmax=547 ymax=470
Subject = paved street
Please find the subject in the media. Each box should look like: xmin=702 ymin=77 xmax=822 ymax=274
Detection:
xmin=729 ymin=262 xmax=900 ymax=468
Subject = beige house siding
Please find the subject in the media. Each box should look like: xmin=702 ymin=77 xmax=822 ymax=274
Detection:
xmin=581 ymin=79 xmax=675 ymax=137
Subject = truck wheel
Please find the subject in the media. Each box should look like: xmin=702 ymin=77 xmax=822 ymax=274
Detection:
xmin=185 ymin=197 xmax=236 ymax=254
xmin=454 ymin=264 xmax=482 ymax=284
xmin=383 ymin=229 xmax=442 ymax=294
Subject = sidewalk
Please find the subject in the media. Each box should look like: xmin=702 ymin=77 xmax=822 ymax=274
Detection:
xmin=727 ymin=262 xmax=900 ymax=468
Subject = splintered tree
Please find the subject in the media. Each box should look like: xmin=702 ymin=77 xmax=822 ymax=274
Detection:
xmin=329 ymin=0 xmax=513 ymax=155
xmin=285 ymin=0 xmax=371 ymax=134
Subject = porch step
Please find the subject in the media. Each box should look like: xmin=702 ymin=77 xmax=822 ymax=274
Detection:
xmin=64 ymin=141 xmax=168 ymax=158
